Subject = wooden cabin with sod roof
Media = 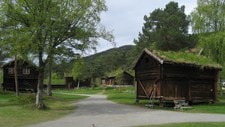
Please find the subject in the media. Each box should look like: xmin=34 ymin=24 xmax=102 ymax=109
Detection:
xmin=134 ymin=49 xmax=222 ymax=105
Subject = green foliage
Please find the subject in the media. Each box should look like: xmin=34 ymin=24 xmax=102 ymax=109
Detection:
xmin=0 ymin=70 xmax=2 ymax=84
xmin=0 ymin=0 xmax=113 ymax=106
xmin=73 ymin=58 xmax=90 ymax=81
xmin=72 ymin=45 xmax=136 ymax=80
xmin=134 ymin=1 xmax=194 ymax=52
xmin=198 ymin=32 xmax=225 ymax=65
xmin=191 ymin=0 xmax=225 ymax=77
xmin=107 ymin=68 xmax=124 ymax=85
xmin=52 ymin=73 xmax=60 ymax=79
xmin=191 ymin=0 xmax=225 ymax=33
xmin=106 ymin=68 xmax=123 ymax=77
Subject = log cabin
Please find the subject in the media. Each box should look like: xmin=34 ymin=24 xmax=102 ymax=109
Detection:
xmin=101 ymin=76 xmax=116 ymax=86
xmin=101 ymin=71 xmax=134 ymax=86
xmin=120 ymin=71 xmax=134 ymax=85
xmin=134 ymin=49 xmax=222 ymax=104
xmin=2 ymin=60 xmax=38 ymax=92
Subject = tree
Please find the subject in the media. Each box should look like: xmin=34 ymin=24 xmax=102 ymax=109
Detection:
xmin=191 ymin=0 xmax=225 ymax=33
xmin=134 ymin=1 xmax=192 ymax=51
xmin=0 ymin=46 xmax=9 ymax=66
xmin=191 ymin=0 xmax=225 ymax=66
xmin=72 ymin=58 xmax=87 ymax=89
xmin=0 ymin=0 xmax=113 ymax=109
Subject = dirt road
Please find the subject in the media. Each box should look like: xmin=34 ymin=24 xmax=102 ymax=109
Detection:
xmin=29 ymin=94 xmax=225 ymax=127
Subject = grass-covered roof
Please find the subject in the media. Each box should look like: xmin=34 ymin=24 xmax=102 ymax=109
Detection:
xmin=148 ymin=49 xmax=222 ymax=69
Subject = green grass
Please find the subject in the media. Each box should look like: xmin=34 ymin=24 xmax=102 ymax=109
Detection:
xmin=181 ymin=95 xmax=225 ymax=114
xmin=135 ymin=122 xmax=225 ymax=127
xmin=1 ymin=87 xmax=225 ymax=127
xmin=152 ymin=50 xmax=222 ymax=69
xmin=44 ymin=78 xmax=65 ymax=85
xmin=0 ymin=90 xmax=86 ymax=127
xmin=104 ymin=86 xmax=225 ymax=114
xmin=53 ymin=87 xmax=104 ymax=95
xmin=104 ymin=86 xmax=144 ymax=105
xmin=104 ymin=86 xmax=158 ymax=105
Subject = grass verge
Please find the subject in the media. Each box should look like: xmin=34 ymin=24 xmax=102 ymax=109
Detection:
xmin=104 ymin=86 xmax=139 ymax=105
xmin=0 ymin=90 xmax=86 ymax=127
xmin=53 ymin=87 xmax=104 ymax=95
xmin=135 ymin=122 xmax=225 ymax=127
xmin=104 ymin=86 xmax=225 ymax=114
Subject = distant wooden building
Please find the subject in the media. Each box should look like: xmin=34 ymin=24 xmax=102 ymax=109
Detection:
xmin=134 ymin=49 xmax=221 ymax=104
xmin=65 ymin=77 xmax=91 ymax=89
xmin=101 ymin=76 xmax=116 ymax=86
xmin=74 ymin=79 xmax=91 ymax=88
xmin=120 ymin=71 xmax=134 ymax=85
xmin=101 ymin=71 xmax=134 ymax=86
xmin=2 ymin=60 xmax=38 ymax=92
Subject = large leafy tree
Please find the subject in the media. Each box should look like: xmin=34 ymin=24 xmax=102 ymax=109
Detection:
xmin=191 ymin=0 xmax=225 ymax=66
xmin=191 ymin=0 xmax=225 ymax=33
xmin=0 ymin=0 xmax=113 ymax=109
xmin=134 ymin=1 xmax=192 ymax=51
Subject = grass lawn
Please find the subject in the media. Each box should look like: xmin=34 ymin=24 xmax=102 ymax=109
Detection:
xmin=103 ymin=86 xmax=150 ymax=107
xmin=44 ymin=78 xmax=65 ymax=85
xmin=0 ymin=90 xmax=86 ymax=127
xmin=104 ymin=86 xmax=225 ymax=114
xmin=1 ymin=86 xmax=225 ymax=127
xmin=53 ymin=86 xmax=104 ymax=95
xmin=135 ymin=122 xmax=225 ymax=127
xmin=104 ymin=86 xmax=137 ymax=105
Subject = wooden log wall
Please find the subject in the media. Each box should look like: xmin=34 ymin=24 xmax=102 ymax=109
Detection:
xmin=162 ymin=63 xmax=217 ymax=102
xmin=135 ymin=55 xmax=161 ymax=100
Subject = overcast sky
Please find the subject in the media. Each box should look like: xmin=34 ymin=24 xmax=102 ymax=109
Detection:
xmin=94 ymin=0 xmax=197 ymax=54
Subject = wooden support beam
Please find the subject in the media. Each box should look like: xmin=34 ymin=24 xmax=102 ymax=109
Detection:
xmin=138 ymin=80 xmax=150 ymax=98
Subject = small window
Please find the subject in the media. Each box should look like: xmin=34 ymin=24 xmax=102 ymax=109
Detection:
xmin=8 ymin=68 xmax=14 ymax=74
xmin=23 ymin=69 xmax=30 ymax=75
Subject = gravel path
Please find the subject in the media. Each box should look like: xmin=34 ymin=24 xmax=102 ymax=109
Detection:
xmin=29 ymin=94 xmax=225 ymax=127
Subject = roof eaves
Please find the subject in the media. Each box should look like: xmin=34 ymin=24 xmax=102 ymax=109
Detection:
xmin=144 ymin=49 xmax=164 ymax=64
xmin=133 ymin=48 xmax=164 ymax=69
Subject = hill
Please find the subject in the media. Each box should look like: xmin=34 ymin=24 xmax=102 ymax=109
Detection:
xmin=81 ymin=45 xmax=137 ymax=78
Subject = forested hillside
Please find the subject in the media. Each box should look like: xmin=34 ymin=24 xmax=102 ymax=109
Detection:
xmin=85 ymin=45 xmax=136 ymax=70
xmin=72 ymin=45 xmax=137 ymax=81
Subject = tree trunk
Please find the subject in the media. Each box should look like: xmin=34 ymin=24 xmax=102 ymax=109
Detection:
xmin=91 ymin=77 xmax=95 ymax=89
xmin=14 ymin=56 xmax=19 ymax=96
xmin=47 ymin=57 xmax=52 ymax=96
xmin=77 ymin=80 xmax=80 ymax=89
xmin=36 ymin=51 xmax=47 ymax=109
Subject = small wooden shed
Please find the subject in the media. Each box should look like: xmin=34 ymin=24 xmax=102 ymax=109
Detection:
xmin=2 ymin=60 xmax=38 ymax=92
xmin=134 ymin=49 xmax=222 ymax=103
xmin=101 ymin=71 xmax=134 ymax=86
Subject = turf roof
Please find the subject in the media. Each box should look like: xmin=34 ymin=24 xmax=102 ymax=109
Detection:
xmin=149 ymin=49 xmax=222 ymax=69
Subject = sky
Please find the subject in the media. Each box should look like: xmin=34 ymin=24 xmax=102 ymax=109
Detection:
xmin=94 ymin=0 xmax=198 ymax=54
